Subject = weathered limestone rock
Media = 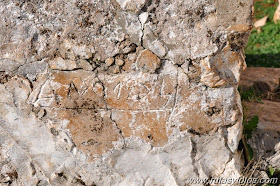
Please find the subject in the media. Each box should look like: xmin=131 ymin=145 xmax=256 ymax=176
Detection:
xmin=0 ymin=0 xmax=253 ymax=185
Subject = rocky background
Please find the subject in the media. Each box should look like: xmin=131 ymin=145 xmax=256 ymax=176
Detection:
xmin=0 ymin=0 xmax=253 ymax=185
xmin=240 ymin=67 xmax=280 ymax=169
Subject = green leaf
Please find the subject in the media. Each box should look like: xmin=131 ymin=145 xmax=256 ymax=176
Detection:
xmin=239 ymin=87 xmax=262 ymax=102
xmin=243 ymin=139 xmax=254 ymax=162
xmin=268 ymin=166 xmax=276 ymax=177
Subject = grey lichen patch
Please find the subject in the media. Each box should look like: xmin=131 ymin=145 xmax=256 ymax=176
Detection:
xmin=216 ymin=0 xmax=254 ymax=28
xmin=115 ymin=11 xmax=142 ymax=46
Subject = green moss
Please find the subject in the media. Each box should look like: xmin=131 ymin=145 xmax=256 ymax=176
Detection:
xmin=239 ymin=87 xmax=262 ymax=102
xmin=266 ymin=167 xmax=280 ymax=186
xmin=239 ymin=86 xmax=262 ymax=163
xmin=254 ymin=0 xmax=277 ymax=20
xmin=245 ymin=0 xmax=280 ymax=68
xmin=243 ymin=115 xmax=259 ymax=139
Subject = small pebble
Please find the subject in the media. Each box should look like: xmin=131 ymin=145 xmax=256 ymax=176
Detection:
xmin=113 ymin=66 xmax=120 ymax=74
xmin=37 ymin=108 xmax=46 ymax=119
xmin=115 ymin=59 xmax=124 ymax=66
xmin=105 ymin=57 xmax=114 ymax=66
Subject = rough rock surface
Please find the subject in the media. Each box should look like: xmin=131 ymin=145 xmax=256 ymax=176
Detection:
xmin=0 ymin=0 xmax=253 ymax=185
xmin=244 ymin=100 xmax=280 ymax=160
xmin=239 ymin=67 xmax=280 ymax=95
xmin=240 ymin=67 xmax=280 ymax=168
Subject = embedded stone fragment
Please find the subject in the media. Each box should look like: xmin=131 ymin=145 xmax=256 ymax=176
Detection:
xmin=112 ymin=65 xmax=120 ymax=74
xmin=49 ymin=57 xmax=77 ymax=70
xmin=59 ymin=40 xmax=93 ymax=60
xmin=122 ymin=53 xmax=137 ymax=72
xmin=149 ymin=40 xmax=167 ymax=58
xmin=193 ymin=134 xmax=232 ymax=177
xmin=105 ymin=57 xmax=114 ymax=67
xmin=114 ymin=12 xmax=142 ymax=45
xmin=37 ymin=108 xmax=46 ymax=119
xmin=200 ymin=46 xmax=245 ymax=88
xmin=72 ymin=45 xmax=93 ymax=60
xmin=142 ymin=26 xmax=167 ymax=58
xmin=116 ymin=0 xmax=147 ymax=13
xmin=115 ymin=58 xmax=124 ymax=66
xmin=76 ymin=59 xmax=93 ymax=71
xmin=136 ymin=49 xmax=161 ymax=73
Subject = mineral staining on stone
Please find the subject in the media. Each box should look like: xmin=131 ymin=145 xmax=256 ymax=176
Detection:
xmin=0 ymin=0 xmax=253 ymax=185
xmin=136 ymin=49 xmax=161 ymax=73
xmin=62 ymin=110 xmax=121 ymax=155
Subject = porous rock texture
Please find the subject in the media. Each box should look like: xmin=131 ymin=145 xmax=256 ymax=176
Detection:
xmin=0 ymin=0 xmax=253 ymax=185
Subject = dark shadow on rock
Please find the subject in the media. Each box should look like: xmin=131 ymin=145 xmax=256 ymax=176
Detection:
xmin=246 ymin=54 xmax=280 ymax=68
